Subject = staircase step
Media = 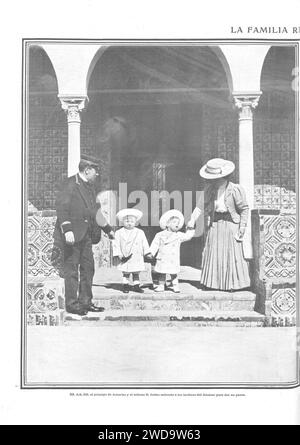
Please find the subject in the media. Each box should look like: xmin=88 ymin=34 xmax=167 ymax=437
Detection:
xmin=93 ymin=290 xmax=257 ymax=301
xmin=64 ymin=310 xmax=266 ymax=326
xmin=92 ymin=290 xmax=256 ymax=312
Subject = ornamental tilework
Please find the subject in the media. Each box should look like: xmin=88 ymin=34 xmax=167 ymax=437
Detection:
xmin=92 ymin=235 xmax=112 ymax=268
xmin=27 ymin=312 xmax=64 ymax=326
xmin=254 ymin=185 xmax=296 ymax=213
xmin=271 ymin=287 xmax=296 ymax=316
xmin=27 ymin=212 xmax=113 ymax=276
xmin=27 ymin=212 xmax=65 ymax=325
xmin=27 ymin=214 xmax=63 ymax=278
xmin=27 ymin=275 xmax=65 ymax=326
xmin=263 ymin=215 xmax=296 ymax=283
xmin=252 ymin=210 xmax=296 ymax=321
xmin=27 ymin=279 xmax=65 ymax=313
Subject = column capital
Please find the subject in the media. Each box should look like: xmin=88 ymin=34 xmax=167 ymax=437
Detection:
xmin=58 ymin=95 xmax=88 ymax=123
xmin=233 ymin=92 xmax=262 ymax=119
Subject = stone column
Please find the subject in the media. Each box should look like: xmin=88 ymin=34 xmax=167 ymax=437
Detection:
xmin=233 ymin=93 xmax=261 ymax=259
xmin=59 ymin=97 xmax=87 ymax=177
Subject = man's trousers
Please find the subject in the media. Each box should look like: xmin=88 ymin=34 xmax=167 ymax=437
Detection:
xmin=63 ymin=234 xmax=95 ymax=312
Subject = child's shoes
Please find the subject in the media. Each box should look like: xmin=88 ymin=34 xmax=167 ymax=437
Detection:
xmin=154 ymin=284 xmax=165 ymax=292
xmin=172 ymin=284 xmax=180 ymax=293
xmin=133 ymin=284 xmax=144 ymax=293
xmin=123 ymin=284 xmax=130 ymax=293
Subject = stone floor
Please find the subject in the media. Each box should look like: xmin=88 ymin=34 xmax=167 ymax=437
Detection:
xmin=92 ymin=265 xmax=255 ymax=300
xmin=25 ymin=326 xmax=298 ymax=386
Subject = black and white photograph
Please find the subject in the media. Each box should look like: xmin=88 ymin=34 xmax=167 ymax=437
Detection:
xmin=1 ymin=0 xmax=300 ymax=426
xmin=23 ymin=39 xmax=298 ymax=388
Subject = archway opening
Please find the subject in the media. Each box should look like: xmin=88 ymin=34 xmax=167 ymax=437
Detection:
xmin=254 ymin=45 xmax=296 ymax=212
xmin=28 ymin=45 xmax=66 ymax=210
xmin=84 ymin=45 xmax=235 ymax=267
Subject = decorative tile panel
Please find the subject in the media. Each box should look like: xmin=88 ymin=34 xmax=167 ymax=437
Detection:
xmin=271 ymin=286 xmax=296 ymax=316
xmin=252 ymin=210 xmax=296 ymax=321
xmin=27 ymin=278 xmax=65 ymax=313
xmin=27 ymin=214 xmax=63 ymax=278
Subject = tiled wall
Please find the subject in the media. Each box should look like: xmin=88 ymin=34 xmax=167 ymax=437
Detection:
xmin=254 ymin=118 xmax=296 ymax=212
xmin=28 ymin=126 xmax=68 ymax=210
xmin=252 ymin=210 xmax=296 ymax=323
xmin=28 ymin=101 xmax=295 ymax=213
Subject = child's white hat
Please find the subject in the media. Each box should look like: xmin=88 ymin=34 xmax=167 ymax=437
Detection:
xmin=159 ymin=209 xmax=185 ymax=230
xmin=116 ymin=208 xmax=143 ymax=223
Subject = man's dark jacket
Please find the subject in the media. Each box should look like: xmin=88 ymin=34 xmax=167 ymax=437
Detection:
xmin=54 ymin=173 xmax=109 ymax=244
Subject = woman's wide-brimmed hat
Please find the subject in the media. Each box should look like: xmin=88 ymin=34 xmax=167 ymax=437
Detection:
xmin=159 ymin=209 xmax=185 ymax=230
xmin=117 ymin=208 xmax=143 ymax=223
xmin=199 ymin=158 xmax=235 ymax=179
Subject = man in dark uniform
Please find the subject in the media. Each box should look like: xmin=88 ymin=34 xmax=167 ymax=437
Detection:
xmin=55 ymin=155 xmax=114 ymax=316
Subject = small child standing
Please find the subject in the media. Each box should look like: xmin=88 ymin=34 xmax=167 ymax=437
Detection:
xmin=112 ymin=208 xmax=150 ymax=293
xmin=149 ymin=210 xmax=195 ymax=292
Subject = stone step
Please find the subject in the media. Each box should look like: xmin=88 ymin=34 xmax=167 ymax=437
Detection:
xmin=64 ymin=309 xmax=266 ymax=326
xmin=92 ymin=290 xmax=257 ymax=312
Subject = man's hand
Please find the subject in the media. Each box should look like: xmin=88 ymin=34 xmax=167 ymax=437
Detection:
xmin=65 ymin=231 xmax=75 ymax=245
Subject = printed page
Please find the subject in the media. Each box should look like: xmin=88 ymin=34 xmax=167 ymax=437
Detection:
xmin=0 ymin=0 xmax=299 ymax=425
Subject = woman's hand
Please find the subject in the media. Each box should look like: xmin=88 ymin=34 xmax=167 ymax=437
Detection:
xmin=235 ymin=227 xmax=245 ymax=242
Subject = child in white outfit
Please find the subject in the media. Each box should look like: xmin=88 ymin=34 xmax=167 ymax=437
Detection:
xmin=112 ymin=208 xmax=150 ymax=293
xmin=149 ymin=210 xmax=195 ymax=292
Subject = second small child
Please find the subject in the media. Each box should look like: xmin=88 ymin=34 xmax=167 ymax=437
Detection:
xmin=149 ymin=210 xmax=195 ymax=292
xmin=112 ymin=208 xmax=150 ymax=293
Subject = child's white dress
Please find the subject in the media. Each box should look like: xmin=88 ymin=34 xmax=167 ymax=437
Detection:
xmin=150 ymin=229 xmax=195 ymax=274
xmin=112 ymin=227 xmax=150 ymax=273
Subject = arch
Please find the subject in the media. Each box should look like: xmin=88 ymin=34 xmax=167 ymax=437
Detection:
xmin=260 ymin=45 xmax=297 ymax=92
xmin=27 ymin=44 xmax=59 ymax=94
xmin=86 ymin=46 xmax=109 ymax=92
xmin=27 ymin=43 xmax=58 ymax=94
xmin=254 ymin=44 xmax=296 ymax=210
xmin=83 ymin=44 xmax=237 ymax=268
xmin=219 ymin=45 xmax=270 ymax=93
xmin=210 ymin=46 xmax=233 ymax=92
xmin=27 ymin=44 xmax=65 ymax=210
xmin=86 ymin=45 xmax=232 ymax=102
xmin=40 ymin=44 xmax=101 ymax=97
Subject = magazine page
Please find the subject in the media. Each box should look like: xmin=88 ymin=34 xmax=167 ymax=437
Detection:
xmin=0 ymin=0 xmax=299 ymax=426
